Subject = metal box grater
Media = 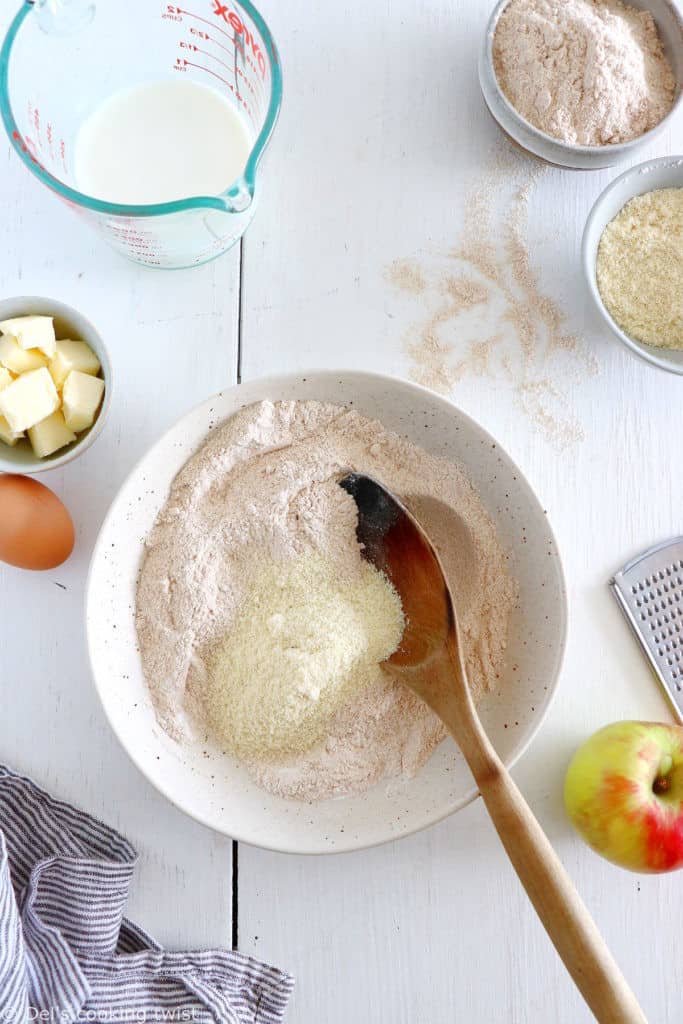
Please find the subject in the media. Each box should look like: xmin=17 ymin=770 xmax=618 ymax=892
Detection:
xmin=610 ymin=537 xmax=683 ymax=724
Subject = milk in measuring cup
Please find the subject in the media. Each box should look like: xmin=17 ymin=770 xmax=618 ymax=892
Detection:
xmin=75 ymin=80 xmax=253 ymax=204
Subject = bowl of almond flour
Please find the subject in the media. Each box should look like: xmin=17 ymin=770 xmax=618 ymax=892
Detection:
xmin=583 ymin=155 xmax=683 ymax=372
xmin=86 ymin=372 xmax=567 ymax=854
xmin=479 ymin=0 xmax=683 ymax=169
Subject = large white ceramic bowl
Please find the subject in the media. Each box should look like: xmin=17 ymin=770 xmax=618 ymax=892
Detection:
xmin=479 ymin=0 xmax=683 ymax=170
xmin=583 ymin=155 xmax=683 ymax=373
xmin=86 ymin=372 xmax=567 ymax=854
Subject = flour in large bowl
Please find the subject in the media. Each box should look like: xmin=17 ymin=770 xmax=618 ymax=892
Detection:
xmin=135 ymin=400 xmax=516 ymax=801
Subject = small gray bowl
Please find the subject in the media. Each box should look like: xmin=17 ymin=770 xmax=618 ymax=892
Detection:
xmin=0 ymin=296 xmax=112 ymax=473
xmin=479 ymin=0 xmax=683 ymax=170
xmin=582 ymin=155 xmax=683 ymax=373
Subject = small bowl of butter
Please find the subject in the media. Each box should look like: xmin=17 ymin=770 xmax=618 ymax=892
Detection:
xmin=0 ymin=296 xmax=111 ymax=472
xmin=582 ymin=155 xmax=683 ymax=373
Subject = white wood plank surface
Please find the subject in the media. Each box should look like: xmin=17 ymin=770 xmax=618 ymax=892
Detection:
xmin=237 ymin=1 xmax=683 ymax=1021
xmin=2 ymin=0 xmax=683 ymax=1021
xmin=0 ymin=10 xmax=240 ymax=944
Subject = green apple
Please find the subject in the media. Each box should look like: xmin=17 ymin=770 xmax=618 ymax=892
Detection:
xmin=564 ymin=721 xmax=683 ymax=873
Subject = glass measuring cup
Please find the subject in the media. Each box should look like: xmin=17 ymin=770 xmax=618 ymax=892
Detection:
xmin=0 ymin=0 xmax=282 ymax=268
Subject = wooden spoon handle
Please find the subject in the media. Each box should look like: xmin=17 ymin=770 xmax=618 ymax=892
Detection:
xmin=419 ymin=636 xmax=648 ymax=1022
xmin=474 ymin=757 xmax=647 ymax=1023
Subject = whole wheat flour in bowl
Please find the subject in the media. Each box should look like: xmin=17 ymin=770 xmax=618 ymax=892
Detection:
xmin=135 ymin=399 xmax=516 ymax=802
xmin=88 ymin=372 xmax=568 ymax=851
xmin=492 ymin=0 xmax=676 ymax=146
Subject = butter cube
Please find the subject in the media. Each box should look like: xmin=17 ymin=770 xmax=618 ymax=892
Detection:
xmin=49 ymin=339 xmax=100 ymax=389
xmin=0 ymin=315 xmax=56 ymax=358
xmin=0 ymin=334 xmax=48 ymax=374
xmin=0 ymin=367 xmax=59 ymax=433
xmin=62 ymin=370 xmax=104 ymax=432
xmin=28 ymin=409 xmax=76 ymax=458
xmin=0 ymin=370 xmax=22 ymax=444
xmin=0 ymin=416 xmax=23 ymax=447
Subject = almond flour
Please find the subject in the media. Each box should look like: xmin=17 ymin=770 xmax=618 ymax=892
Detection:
xmin=203 ymin=554 xmax=404 ymax=759
xmin=596 ymin=187 xmax=683 ymax=349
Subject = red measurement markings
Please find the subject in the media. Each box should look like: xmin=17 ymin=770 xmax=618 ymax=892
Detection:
xmin=32 ymin=107 xmax=44 ymax=150
xmin=26 ymin=101 xmax=38 ymax=150
xmin=215 ymin=4 xmax=266 ymax=79
xmin=109 ymin=230 xmax=157 ymax=254
xmin=232 ymin=37 xmax=266 ymax=101
xmin=180 ymin=34 xmax=262 ymax=114
xmin=242 ymin=49 xmax=266 ymax=87
xmin=177 ymin=58 xmax=253 ymax=117
xmin=12 ymin=129 xmax=43 ymax=169
xmin=110 ymin=223 xmax=153 ymax=235
xmin=170 ymin=3 xmax=265 ymax=79
xmin=182 ymin=58 xmax=232 ymax=88
xmin=236 ymin=66 xmax=259 ymax=101
xmin=190 ymin=25 xmax=233 ymax=57
xmin=180 ymin=41 xmax=235 ymax=76
xmin=169 ymin=5 xmax=234 ymax=43
xmin=111 ymin=232 xmax=154 ymax=243
xmin=184 ymin=29 xmax=263 ymax=103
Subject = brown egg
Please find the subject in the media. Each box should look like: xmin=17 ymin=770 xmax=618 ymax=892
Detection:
xmin=0 ymin=474 xmax=75 ymax=570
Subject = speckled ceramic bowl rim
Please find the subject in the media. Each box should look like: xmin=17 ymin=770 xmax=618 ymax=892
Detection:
xmin=86 ymin=370 xmax=568 ymax=854
xmin=481 ymin=0 xmax=683 ymax=165
xmin=582 ymin=155 xmax=683 ymax=374
xmin=0 ymin=296 xmax=112 ymax=473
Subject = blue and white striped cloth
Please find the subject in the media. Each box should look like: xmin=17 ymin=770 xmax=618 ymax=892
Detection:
xmin=0 ymin=765 xmax=294 ymax=1023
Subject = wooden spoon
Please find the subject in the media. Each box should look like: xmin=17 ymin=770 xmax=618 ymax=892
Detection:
xmin=339 ymin=473 xmax=647 ymax=1024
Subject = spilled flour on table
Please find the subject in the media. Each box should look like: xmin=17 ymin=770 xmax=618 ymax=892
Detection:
xmin=387 ymin=150 xmax=598 ymax=450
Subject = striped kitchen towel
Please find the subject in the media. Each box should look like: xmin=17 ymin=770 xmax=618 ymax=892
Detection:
xmin=0 ymin=765 xmax=294 ymax=1023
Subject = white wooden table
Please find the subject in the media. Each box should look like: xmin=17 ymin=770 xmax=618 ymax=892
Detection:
xmin=2 ymin=1 xmax=682 ymax=1020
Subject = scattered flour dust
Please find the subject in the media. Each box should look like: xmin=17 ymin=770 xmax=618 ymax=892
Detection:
xmin=136 ymin=399 xmax=516 ymax=802
xmin=387 ymin=147 xmax=599 ymax=450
